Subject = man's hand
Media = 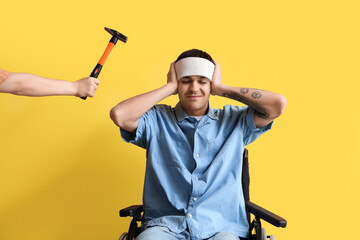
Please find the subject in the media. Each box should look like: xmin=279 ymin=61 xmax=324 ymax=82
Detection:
xmin=110 ymin=62 xmax=180 ymax=131
xmin=211 ymin=60 xmax=224 ymax=96
xmin=74 ymin=77 xmax=100 ymax=98
xmin=167 ymin=62 xmax=178 ymax=95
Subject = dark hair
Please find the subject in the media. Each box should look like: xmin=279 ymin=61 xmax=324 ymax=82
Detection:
xmin=175 ymin=49 xmax=214 ymax=64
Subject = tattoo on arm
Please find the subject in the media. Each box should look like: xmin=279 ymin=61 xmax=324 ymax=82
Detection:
xmin=240 ymin=88 xmax=249 ymax=94
xmin=252 ymin=91 xmax=262 ymax=99
xmin=240 ymin=88 xmax=263 ymax=99
xmin=223 ymin=90 xmax=272 ymax=120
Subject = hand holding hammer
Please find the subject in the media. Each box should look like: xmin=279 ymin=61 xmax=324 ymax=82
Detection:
xmin=81 ymin=27 xmax=128 ymax=100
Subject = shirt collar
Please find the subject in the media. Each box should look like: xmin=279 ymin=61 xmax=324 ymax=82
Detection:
xmin=174 ymin=102 xmax=219 ymax=123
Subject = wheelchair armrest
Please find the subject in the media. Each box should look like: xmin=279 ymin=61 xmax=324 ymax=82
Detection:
xmin=245 ymin=201 xmax=287 ymax=228
xmin=119 ymin=205 xmax=144 ymax=217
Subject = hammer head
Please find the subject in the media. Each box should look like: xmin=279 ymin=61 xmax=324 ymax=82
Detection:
xmin=105 ymin=27 xmax=128 ymax=43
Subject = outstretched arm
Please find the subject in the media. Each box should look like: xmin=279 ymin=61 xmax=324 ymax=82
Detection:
xmin=110 ymin=62 xmax=178 ymax=133
xmin=211 ymin=61 xmax=287 ymax=128
xmin=0 ymin=69 xmax=100 ymax=98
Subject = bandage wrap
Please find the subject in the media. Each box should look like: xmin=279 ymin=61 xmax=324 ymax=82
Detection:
xmin=0 ymin=68 xmax=10 ymax=84
xmin=175 ymin=57 xmax=215 ymax=81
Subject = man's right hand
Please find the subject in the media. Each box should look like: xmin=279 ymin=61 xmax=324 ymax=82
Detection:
xmin=110 ymin=62 xmax=181 ymax=131
xmin=167 ymin=62 xmax=178 ymax=95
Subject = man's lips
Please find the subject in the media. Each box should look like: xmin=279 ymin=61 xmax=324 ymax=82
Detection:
xmin=187 ymin=95 xmax=202 ymax=99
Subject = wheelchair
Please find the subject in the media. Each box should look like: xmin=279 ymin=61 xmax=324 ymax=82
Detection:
xmin=119 ymin=149 xmax=287 ymax=240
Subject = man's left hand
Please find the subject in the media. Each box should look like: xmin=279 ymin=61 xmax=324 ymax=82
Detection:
xmin=211 ymin=60 xmax=224 ymax=96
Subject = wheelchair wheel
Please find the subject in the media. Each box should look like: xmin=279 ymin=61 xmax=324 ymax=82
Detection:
xmin=261 ymin=228 xmax=267 ymax=240
xmin=269 ymin=235 xmax=275 ymax=240
xmin=119 ymin=232 xmax=128 ymax=240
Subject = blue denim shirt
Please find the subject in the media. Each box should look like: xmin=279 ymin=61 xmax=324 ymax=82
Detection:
xmin=120 ymin=103 xmax=272 ymax=239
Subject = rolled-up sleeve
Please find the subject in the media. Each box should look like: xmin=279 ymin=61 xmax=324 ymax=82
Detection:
xmin=240 ymin=107 xmax=273 ymax=146
xmin=0 ymin=68 xmax=10 ymax=84
xmin=120 ymin=106 xmax=162 ymax=149
xmin=120 ymin=114 xmax=148 ymax=149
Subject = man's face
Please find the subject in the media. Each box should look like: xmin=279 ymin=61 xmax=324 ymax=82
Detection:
xmin=177 ymin=75 xmax=211 ymax=116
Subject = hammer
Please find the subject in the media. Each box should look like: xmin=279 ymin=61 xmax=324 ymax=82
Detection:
xmin=81 ymin=27 xmax=128 ymax=100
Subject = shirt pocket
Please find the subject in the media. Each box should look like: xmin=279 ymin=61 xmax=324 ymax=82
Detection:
xmin=207 ymin=137 xmax=224 ymax=160
xmin=154 ymin=136 xmax=189 ymax=169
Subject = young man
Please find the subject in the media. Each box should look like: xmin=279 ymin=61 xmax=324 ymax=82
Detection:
xmin=110 ymin=49 xmax=287 ymax=240
xmin=0 ymin=68 xmax=99 ymax=98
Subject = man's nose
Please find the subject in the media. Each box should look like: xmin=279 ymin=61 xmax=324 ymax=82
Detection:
xmin=189 ymin=82 xmax=200 ymax=92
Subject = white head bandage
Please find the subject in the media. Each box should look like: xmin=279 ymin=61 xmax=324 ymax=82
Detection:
xmin=175 ymin=57 xmax=215 ymax=81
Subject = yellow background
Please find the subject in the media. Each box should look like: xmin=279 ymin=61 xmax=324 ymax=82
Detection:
xmin=1 ymin=0 xmax=359 ymax=239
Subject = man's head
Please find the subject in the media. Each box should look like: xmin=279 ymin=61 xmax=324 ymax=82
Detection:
xmin=176 ymin=49 xmax=214 ymax=64
xmin=175 ymin=49 xmax=214 ymax=116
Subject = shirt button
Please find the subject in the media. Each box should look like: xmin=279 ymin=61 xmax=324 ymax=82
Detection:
xmin=193 ymin=198 xmax=198 ymax=202
xmin=196 ymin=128 xmax=199 ymax=132
xmin=188 ymin=214 xmax=192 ymax=218
xmin=195 ymin=154 xmax=199 ymax=158
xmin=195 ymin=177 xmax=199 ymax=180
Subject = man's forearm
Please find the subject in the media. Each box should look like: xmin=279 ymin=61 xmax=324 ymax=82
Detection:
xmin=111 ymin=62 xmax=178 ymax=132
xmin=213 ymin=84 xmax=286 ymax=119
xmin=110 ymin=83 xmax=175 ymax=129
